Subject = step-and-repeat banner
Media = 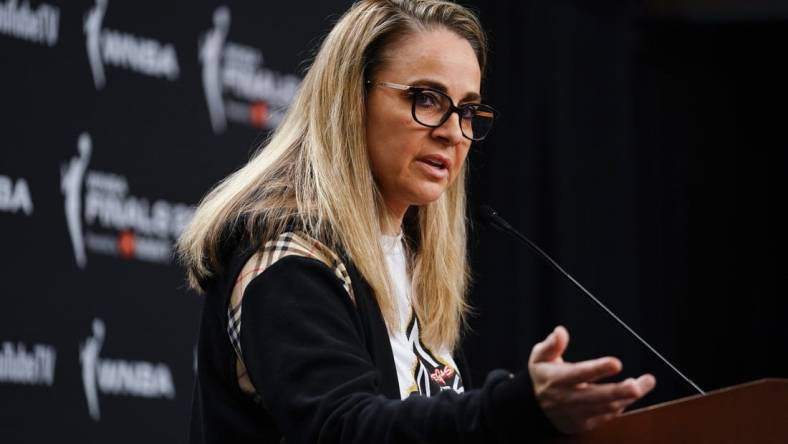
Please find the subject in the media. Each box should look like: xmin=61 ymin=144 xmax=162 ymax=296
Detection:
xmin=0 ymin=1 xmax=351 ymax=441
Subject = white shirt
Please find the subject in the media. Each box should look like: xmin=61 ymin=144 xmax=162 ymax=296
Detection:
xmin=381 ymin=233 xmax=464 ymax=399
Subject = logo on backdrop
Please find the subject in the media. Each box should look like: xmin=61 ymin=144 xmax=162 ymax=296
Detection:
xmin=84 ymin=0 xmax=180 ymax=90
xmin=61 ymin=133 xmax=91 ymax=268
xmin=0 ymin=174 xmax=33 ymax=216
xmin=0 ymin=341 xmax=56 ymax=386
xmin=0 ymin=0 xmax=60 ymax=47
xmin=80 ymin=318 xmax=176 ymax=421
xmin=61 ymin=132 xmax=194 ymax=268
xmin=199 ymin=5 xmax=301 ymax=133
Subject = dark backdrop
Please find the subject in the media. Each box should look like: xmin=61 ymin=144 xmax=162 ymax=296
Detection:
xmin=1 ymin=0 xmax=785 ymax=442
xmin=463 ymin=0 xmax=788 ymax=407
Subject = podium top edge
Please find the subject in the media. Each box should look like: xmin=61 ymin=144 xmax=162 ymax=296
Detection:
xmin=623 ymin=378 xmax=788 ymax=417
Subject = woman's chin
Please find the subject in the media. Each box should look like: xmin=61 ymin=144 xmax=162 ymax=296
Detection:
xmin=409 ymin=185 xmax=448 ymax=206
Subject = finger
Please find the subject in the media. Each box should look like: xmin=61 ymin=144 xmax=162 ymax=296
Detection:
xmin=585 ymin=412 xmax=620 ymax=431
xmin=548 ymin=356 xmax=622 ymax=386
xmin=635 ymin=373 xmax=657 ymax=395
xmin=572 ymin=396 xmax=639 ymax=417
xmin=530 ymin=326 xmax=569 ymax=364
xmin=569 ymin=375 xmax=656 ymax=404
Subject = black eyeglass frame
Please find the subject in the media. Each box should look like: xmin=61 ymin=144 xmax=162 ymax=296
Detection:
xmin=367 ymin=80 xmax=496 ymax=142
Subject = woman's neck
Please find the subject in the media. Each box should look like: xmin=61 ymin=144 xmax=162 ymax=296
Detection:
xmin=381 ymin=201 xmax=407 ymax=235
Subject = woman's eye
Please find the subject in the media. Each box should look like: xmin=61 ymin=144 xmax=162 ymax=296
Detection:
xmin=460 ymin=106 xmax=476 ymax=119
xmin=414 ymin=91 xmax=440 ymax=108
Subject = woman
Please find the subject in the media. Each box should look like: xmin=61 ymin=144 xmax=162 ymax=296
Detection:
xmin=179 ymin=1 xmax=656 ymax=442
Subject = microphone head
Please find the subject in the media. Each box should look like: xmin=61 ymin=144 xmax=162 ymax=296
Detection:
xmin=475 ymin=204 xmax=515 ymax=232
xmin=474 ymin=204 xmax=496 ymax=226
xmin=474 ymin=204 xmax=499 ymax=228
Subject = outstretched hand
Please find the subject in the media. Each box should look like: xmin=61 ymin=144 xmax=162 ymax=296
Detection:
xmin=528 ymin=326 xmax=656 ymax=434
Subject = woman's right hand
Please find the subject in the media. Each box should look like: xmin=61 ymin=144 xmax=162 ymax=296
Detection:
xmin=528 ymin=326 xmax=656 ymax=434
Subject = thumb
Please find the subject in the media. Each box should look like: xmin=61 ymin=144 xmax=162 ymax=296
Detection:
xmin=530 ymin=326 xmax=569 ymax=364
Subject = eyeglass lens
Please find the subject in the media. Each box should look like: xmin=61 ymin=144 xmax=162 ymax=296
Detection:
xmin=412 ymin=90 xmax=493 ymax=141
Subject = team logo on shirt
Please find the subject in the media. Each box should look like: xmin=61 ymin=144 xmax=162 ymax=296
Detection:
xmin=406 ymin=315 xmax=464 ymax=396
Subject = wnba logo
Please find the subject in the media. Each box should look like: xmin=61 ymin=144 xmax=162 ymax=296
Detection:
xmin=61 ymin=132 xmax=194 ymax=267
xmin=80 ymin=318 xmax=176 ymax=421
xmin=198 ymin=5 xmax=301 ymax=134
xmin=61 ymin=133 xmax=91 ymax=268
xmin=84 ymin=0 xmax=179 ymax=90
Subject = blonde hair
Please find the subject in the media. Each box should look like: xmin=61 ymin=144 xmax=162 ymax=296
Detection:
xmin=177 ymin=0 xmax=487 ymax=351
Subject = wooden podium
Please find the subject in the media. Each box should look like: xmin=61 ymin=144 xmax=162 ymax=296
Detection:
xmin=554 ymin=379 xmax=788 ymax=444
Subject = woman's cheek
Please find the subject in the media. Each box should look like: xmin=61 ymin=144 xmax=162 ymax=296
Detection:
xmin=451 ymin=148 xmax=470 ymax=182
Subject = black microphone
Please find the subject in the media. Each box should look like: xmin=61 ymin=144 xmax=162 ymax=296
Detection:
xmin=476 ymin=205 xmax=705 ymax=395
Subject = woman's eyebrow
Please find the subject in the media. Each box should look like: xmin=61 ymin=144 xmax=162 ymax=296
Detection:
xmin=410 ymin=78 xmax=481 ymax=103
xmin=461 ymin=91 xmax=482 ymax=103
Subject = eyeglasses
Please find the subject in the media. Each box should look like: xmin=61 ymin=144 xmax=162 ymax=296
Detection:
xmin=367 ymin=81 xmax=496 ymax=141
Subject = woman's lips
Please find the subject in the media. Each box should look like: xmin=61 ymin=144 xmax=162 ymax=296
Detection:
xmin=416 ymin=158 xmax=450 ymax=179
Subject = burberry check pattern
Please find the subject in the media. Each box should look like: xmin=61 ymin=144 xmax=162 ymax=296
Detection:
xmin=227 ymin=232 xmax=354 ymax=399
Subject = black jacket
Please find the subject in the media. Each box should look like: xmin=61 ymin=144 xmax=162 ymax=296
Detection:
xmin=189 ymin=235 xmax=558 ymax=443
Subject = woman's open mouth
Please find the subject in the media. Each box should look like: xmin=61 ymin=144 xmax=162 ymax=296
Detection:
xmin=417 ymin=155 xmax=451 ymax=179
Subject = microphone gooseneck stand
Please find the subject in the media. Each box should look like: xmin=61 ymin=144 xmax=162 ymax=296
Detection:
xmin=476 ymin=205 xmax=705 ymax=395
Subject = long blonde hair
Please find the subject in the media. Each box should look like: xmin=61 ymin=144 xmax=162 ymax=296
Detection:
xmin=177 ymin=0 xmax=487 ymax=351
